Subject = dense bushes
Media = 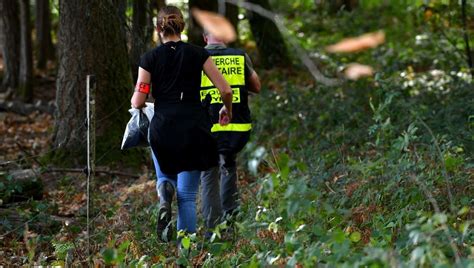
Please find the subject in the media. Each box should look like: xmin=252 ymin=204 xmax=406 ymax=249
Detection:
xmin=202 ymin=2 xmax=474 ymax=266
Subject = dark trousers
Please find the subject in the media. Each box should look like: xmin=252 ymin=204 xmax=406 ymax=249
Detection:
xmin=200 ymin=153 xmax=238 ymax=230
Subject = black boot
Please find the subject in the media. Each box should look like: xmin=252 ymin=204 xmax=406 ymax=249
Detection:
xmin=157 ymin=181 xmax=174 ymax=242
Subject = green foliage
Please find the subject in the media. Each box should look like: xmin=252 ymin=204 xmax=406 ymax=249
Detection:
xmin=52 ymin=240 xmax=74 ymax=262
xmin=194 ymin=1 xmax=473 ymax=266
xmin=101 ymin=240 xmax=131 ymax=266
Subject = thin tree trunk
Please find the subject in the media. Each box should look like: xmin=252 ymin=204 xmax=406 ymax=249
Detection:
xmin=54 ymin=0 xmax=132 ymax=163
xmin=247 ymin=0 xmax=289 ymax=67
xmin=0 ymin=0 xmax=20 ymax=91
xmin=19 ymin=0 xmax=34 ymax=102
xmin=35 ymin=0 xmax=54 ymax=70
xmin=130 ymin=0 xmax=152 ymax=83
xmin=461 ymin=0 xmax=473 ymax=76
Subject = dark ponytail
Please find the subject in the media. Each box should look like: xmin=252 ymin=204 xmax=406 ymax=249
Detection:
xmin=157 ymin=6 xmax=185 ymax=37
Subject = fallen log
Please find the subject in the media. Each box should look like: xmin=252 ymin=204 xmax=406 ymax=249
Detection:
xmin=0 ymin=100 xmax=54 ymax=115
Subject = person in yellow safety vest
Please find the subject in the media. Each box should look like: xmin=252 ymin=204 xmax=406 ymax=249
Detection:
xmin=200 ymin=31 xmax=261 ymax=238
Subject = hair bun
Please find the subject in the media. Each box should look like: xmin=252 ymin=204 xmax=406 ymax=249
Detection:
xmin=158 ymin=6 xmax=185 ymax=37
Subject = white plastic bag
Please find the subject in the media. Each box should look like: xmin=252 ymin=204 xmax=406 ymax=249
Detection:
xmin=120 ymin=103 xmax=154 ymax=150
xmin=142 ymin=102 xmax=154 ymax=143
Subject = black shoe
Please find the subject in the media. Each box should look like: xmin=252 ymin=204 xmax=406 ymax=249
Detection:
xmin=157 ymin=202 xmax=172 ymax=242
xmin=157 ymin=182 xmax=174 ymax=242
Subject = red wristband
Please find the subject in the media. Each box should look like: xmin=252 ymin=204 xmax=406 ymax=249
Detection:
xmin=135 ymin=82 xmax=150 ymax=94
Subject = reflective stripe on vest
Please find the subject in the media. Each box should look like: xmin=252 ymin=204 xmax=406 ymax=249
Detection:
xmin=200 ymin=87 xmax=241 ymax=104
xmin=211 ymin=123 xmax=252 ymax=132
xmin=201 ymin=55 xmax=245 ymax=88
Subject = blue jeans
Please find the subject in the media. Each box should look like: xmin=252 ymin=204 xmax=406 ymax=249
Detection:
xmin=152 ymin=152 xmax=200 ymax=233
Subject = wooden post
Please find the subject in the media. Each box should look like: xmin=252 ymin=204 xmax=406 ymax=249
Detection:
xmin=86 ymin=75 xmax=96 ymax=261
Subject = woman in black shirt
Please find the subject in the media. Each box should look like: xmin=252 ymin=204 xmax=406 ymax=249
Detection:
xmin=130 ymin=6 xmax=233 ymax=242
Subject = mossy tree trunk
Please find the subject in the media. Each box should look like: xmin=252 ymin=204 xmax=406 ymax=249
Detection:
xmin=53 ymin=0 xmax=133 ymax=165
xmin=0 ymin=0 xmax=20 ymax=92
xmin=247 ymin=0 xmax=290 ymax=67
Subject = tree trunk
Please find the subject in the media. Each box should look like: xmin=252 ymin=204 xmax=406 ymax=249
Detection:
xmin=247 ymin=0 xmax=289 ymax=67
xmin=35 ymin=0 xmax=55 ymax=70
xmin=130 ymin=0 xmax=153 ymax=83
xmin=0 ymin=0 xmax=20 ymax=91
xmin=19 ymin=0 xmax=34 ymax=102
xmin=116 ymin=0 xmax=128 ymax=44
xmin=53 ymin=0 xmax=133 ymax=164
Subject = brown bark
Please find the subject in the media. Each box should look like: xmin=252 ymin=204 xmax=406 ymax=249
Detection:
xmin=0 ymin=0 xmax=20 ymax=91
xmin=19 ymin=0 xmax=34 ymax=102
xmin=54 ymin=0 xmax=132 ymax=163
xmin=247 ymin=0 xmax=290 ymax=67
xmin=130 ymin=0 xmax=153 ymax=83
xmin=35 ymin=0 xmax=55 ymax=70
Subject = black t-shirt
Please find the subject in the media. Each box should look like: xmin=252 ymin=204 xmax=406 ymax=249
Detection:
xmin=138 ymin=41 xmax=217 ymax=174
xmin=139 ymin=41 xmax=209 ymax=104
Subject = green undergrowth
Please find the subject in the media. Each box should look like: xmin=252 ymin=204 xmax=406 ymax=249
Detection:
xmin=91 ymin=2 xmax=473 ymax=266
